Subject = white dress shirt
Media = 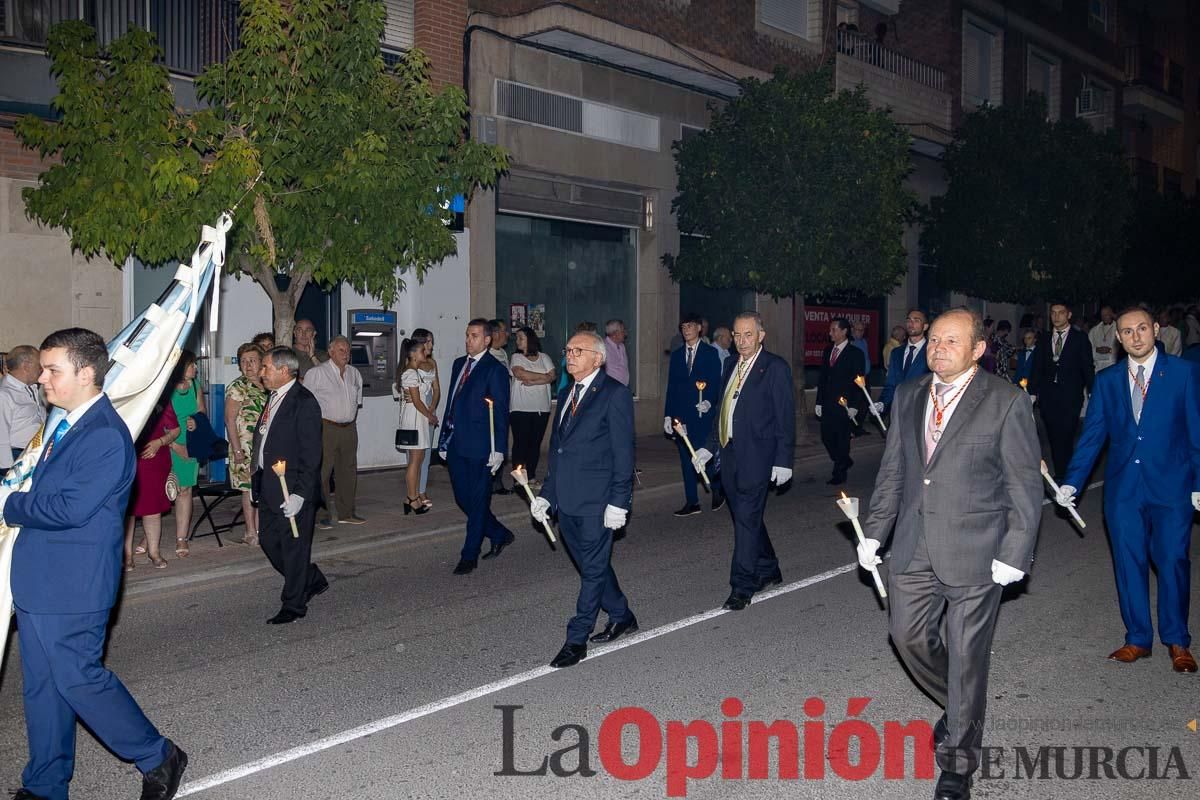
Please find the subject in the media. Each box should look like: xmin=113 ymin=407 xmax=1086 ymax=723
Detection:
xmin=1089 ymin=321 xmax=1116 ymax=371
xmin=558 ymin=368 xmax=600 ymax=425
xmin=257 ymin=379 xmax=295 ymax=469
xmin=302 ymin=359 xmax=362 ymax=423
xmin=721 ymin=346 xmax=763 ymax=442
xmin=923 ymin=366 xmax=977 ymax=436
xmin=0 ymin=375 xmax=46 ymax=468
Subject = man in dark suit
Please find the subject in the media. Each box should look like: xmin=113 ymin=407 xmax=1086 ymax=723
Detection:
xmin=252 ymin=346 xmax=329 ymax=625
xmin=531 ymin=330 xmax=637 ymax=668
xmin=877 ymin=308 xmax=931 ymax=415
xmin=1029 ymin=302 xmax=1094 ymax=478
xmin=859 ymin=308 xmax=1042 ymax=800
xmin=816 ymin=317 xmax=867 ymax=485
xmin=1058 ymin=307 xmax=1200 ymax=673
xmin=663 ymin=312 xmax=724 ymax=516
xmin=437 ymin=319 xmax=512 ymax=575
xmin=691 ymin=311 xmax=795 ymax=611
xmin=0 ymin=328 xmax=187 ymax=800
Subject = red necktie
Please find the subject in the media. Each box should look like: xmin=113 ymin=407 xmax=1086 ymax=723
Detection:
xmin=830 ymin=346 xmax=840 ymax=367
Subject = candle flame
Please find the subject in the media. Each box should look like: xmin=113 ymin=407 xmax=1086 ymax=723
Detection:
xmin=271 ymin=460 xmax=287 ymax=476
xmin=695 ymin=381 xmax=707 ymax=390
xmin=854 ymin=375 xmax=866 ymax=387
xmin=1019 ymin=378 xmax=1029 ymax=389
xmin=838 ymin=397 xmax=847 ymax=406
xmin=484 ymin=397 xmax=494 ymax=406
xmin=840 ymin=491 xmax=848 ymax=500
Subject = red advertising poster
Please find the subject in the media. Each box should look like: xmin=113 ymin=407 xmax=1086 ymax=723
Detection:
xmin=803 ymin=306 xmax=881 ymax=367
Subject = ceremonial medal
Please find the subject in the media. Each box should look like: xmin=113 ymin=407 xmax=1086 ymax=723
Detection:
xmin=931 ymin=429 xmax=942 ymax=442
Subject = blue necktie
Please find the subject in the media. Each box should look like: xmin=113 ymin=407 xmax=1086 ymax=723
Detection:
xmin=44 ymin=418 xmax=71 ymax=459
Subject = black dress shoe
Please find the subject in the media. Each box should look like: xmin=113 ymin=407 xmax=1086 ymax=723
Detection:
xmin=12 ymin=789 xmax=49 ymax=800
xmin=711 ymin=493 xmax=726 ymax=512
xmin=266 ymin=609 xmax=302 ymax=625
xmin=452 ymin=559 xmax=477 ymax=575
xmin=673 ymin=503 xmax=702 ymax=517
xmin=306 ymin=579 xmax=330 ymax=603
xmin=590 ymin=615 xmax=639 ymax=643
xmin=757 ymin=570 xmax=783 ymax=591
xmin=141 ymin=740 xmax=188 ymax=800
xmin=481 ymin=532 xmax=515 ymax=560
xmin=550 ymin=642 xmax=587 ymax=668
xmin=933 ymin=770 xmax=970 ymax=800
xmin=722 ymin=592 xmax=751 ymax=611
xmin=826 ymin=474 xmax=846 ymax=486
xmin=493 ymin=487 xmax=512 ymax=496
xmin=933 ymin=714 xmax=948 ymax=748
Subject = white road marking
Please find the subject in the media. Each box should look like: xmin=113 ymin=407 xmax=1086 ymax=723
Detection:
xmin=175 ymin=478 xmax=1105 ymax=795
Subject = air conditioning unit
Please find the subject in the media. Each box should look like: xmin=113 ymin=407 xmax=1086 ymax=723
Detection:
xmin=1076 ymin=87 xmax=1102 ymax=116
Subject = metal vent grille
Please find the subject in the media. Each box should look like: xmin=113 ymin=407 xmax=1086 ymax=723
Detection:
xmin=497 ymin=81 xmax=583 ymax=133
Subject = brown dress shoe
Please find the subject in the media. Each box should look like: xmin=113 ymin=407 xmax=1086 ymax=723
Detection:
xmin=1107 ymin=644 xmax=1152 ymax=663
xmin=1168 ymin=645 xmax=1197 ymax=673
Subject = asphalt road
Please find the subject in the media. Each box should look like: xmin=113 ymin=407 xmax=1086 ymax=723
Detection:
xmin=1 ymin=449 xmax=1198 ymax=800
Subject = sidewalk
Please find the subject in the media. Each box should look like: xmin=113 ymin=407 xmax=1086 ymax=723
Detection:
xmin=121 ymin=417 xmax=886 ymax=592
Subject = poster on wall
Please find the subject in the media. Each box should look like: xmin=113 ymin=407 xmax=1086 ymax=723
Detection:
xmin=509 ymin=303 xmax=527 ymax=331
xmin=528 ymin=304 xmax=546 ymax=338
xmin=803 ymin=305 xmax=881 ymax=367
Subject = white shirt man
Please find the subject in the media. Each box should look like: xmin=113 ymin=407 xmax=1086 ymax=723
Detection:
xmin=1089 ymin=311 xmax=1117 ymax=372
xmin=0 ymin=349 xmax=47 ymax=469
xmin=303 ymin=358 xmax=363 ymax=423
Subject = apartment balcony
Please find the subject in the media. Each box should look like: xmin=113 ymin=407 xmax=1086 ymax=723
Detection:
xmin=834 ymin=28 xmax=952 ymax=152
xmin=1122 ymin=45 xmax=1185 ymax=127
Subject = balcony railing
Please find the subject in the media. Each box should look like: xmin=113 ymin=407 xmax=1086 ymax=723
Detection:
xmin=1 ymin=0 xmax=241 ymax=77
xmin=836 ymin=28 xmax=945 ymax=93
xmin=1124 ymin=45 xmax=1183 ymax=102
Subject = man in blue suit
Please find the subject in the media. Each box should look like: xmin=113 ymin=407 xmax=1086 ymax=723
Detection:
xmin=531 ymin=330 xmax=637 ymax=668
xmin=663 ymin=312 xmax=724 ymax=516
xmin=438 ymin=319 xmax=512 ymax=575
xmin=0 ymin=328 xmax=186 ymax=800
xmin=876 ymin=308 xmax=930 ymax=416
xmin=1057 ymin=307 xmax=1200 ymax=673
xmin=692 ymin=311 xmax=795 ymax=610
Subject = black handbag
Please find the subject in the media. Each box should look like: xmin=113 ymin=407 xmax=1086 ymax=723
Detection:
xmin=395 ymin=428 xmax=419 ymax=448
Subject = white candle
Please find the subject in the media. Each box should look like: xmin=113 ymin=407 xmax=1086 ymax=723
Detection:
xmin=673 ymin=419 xmax=711 ymax=488
xmin=485 ymin=397 xmax=495 ymax=453
xmin=853 ymin=375 xmax=887 ymax=432
xmin=271 ymin=460 xmax=300 ymax=538
xmin=1040 ymin=461 xmax=1086 ymax=530
xmin=512 ymin=466 xmax=556 ymax=543
xmin=835 ymin=493 xmax=887 ymax=600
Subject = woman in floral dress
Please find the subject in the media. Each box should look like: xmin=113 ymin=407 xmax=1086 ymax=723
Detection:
xmin=224 ymin=343 xmax=267 ymax=545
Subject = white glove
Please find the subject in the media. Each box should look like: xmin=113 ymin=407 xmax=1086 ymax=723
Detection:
xmin=530 ymin=496 xmax=551 ymax=525
xmin=770 ymin=466 xmax=792 ymax=485
xmin=991 ymin=559 xmax=1025 ymax=586
xmin=846 ymin=407 xmax=858 ymax=422
xmin=815 ymin=404 xmax=822 ymax=418
xmin=664 ymin=416 xmax=674 ymax=435
xmin=603 ymin=504 xmax=628 ymax=530
xmin=1029 ymin=394 xmax=1037 ymax=405
xmin=438 ymin=449 xmax=447 ymax=461
xmin=487 ymin=451 xmax=504 ymax=475
xmin=873 ymin=401 xmax=885 ymax=415
xmin=1192 ymin=492 xmax=1200 ymax=511
xmin=1055 ymin=484 xmax=1077 ymax=508
xmin=691 ymin=447 xmax=712 ymax=474
xmin=695 ymin=400 xmax=711 ymax=415
xmin=857 ymin=538 xmax=882 ymax=570
xmin=280 ymin=493 xmax=304 ymax=518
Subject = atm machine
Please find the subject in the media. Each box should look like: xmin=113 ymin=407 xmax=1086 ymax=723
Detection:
xmin=347 ymin=309 xmax=399 ymax=397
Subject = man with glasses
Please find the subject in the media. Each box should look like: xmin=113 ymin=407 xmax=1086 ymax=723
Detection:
xmin=530 ymin=330 xmax=637 ymax=668
xmin=690 ymin=312 xmax=795 ymax=611
xmin=876 ymin=309 xmax=930 ymax=417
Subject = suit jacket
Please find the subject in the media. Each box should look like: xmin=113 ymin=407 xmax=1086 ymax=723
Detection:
xmin=437 ymin=352 xmax=510 ymax=459
xmin=251 ymin=381 xmax=323 ymax=510
xmin=863 ymin=370 xmax=1043 ymax=586
xmin=880 ymin=340 xmax=931 ymax=412
xmin=704 ymin=348 xmax=795 ymax=489
xmin=6 ymin=395 xmax=135 ymax=614
xmin=816 ymin=342 xmax=868 ymax=416
xmin=1064 ymin=355 xmax=1200 ymax=506
xmin=664 ymin=340 xmax=723 ymax=441
xmin=1030 ymin=327 xmax=1093 ymax=401
xmin=541 ymin=370 xmax=634 ymax=516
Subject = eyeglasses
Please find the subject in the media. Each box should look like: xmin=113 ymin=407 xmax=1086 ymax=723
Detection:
xmin=731 ymin=332 xmax=759 ymax=341
xmin=563 ymin=347 xmax=596 ymax=357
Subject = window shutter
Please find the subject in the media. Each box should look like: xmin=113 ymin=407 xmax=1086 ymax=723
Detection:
xmin=962 ymin=25 xmax=983 ymax=105
xmin=761 ymin=0 xmax=809 ymax=39
xmin=382 ymin=0 xmax=415 ymax=52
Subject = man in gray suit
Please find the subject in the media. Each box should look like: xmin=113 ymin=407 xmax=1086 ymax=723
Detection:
xmin=858 ymin=307 xmax=1042 ymax=800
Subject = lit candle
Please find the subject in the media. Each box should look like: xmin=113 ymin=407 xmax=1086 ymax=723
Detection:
xmin=512 ymin=465 xmax=556 ymax=543
xmin=271 ymin=460 xmax=300 ymax=538
xmin=485 ymin=396 xmax=495 ymax=454
xmin=673 ymin=418 xmax=711 ymax=488
xmin=695 ymin=380 xmax=707 ymax=411
xmin=835 ymin=492 xmax=887 ymax=600
xmin=1040 ymin=460 xmax=1086 ymax=530
xmin=1019 ymin=378 xmax=1029 ymax=392
xmin=853 ymin=375 xmax=887 ymax=432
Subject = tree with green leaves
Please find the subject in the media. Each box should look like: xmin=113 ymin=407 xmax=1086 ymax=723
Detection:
xmin=665 ymin=67 xmax=914 ymax=300
xmin=919 ymin=93 xmax=1131 ymax=305
xmin=16 ymin=0 xmax=507 ymax=345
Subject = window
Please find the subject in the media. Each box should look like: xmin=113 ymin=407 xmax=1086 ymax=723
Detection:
xmin=1026 ymin=47 xmax=1061 ymax=120
xmin=381 ymin=0 xmax=414 ymax=63
xmin=1088 ymin=0 xmax=1107 ymax=34
xmin=760 ymin=0 xmax=811 ymax=41
xmin=962 ymin=17 xmax=1002 ymax=108
xmin=836 ymin=2 xmax=859 ymax=28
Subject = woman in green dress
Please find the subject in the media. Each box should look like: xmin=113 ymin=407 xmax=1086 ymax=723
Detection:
xmin=170 ymin=350 xmax=206 ymax=557
xmin=223 ymin=343 xmax=267 ymax=545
